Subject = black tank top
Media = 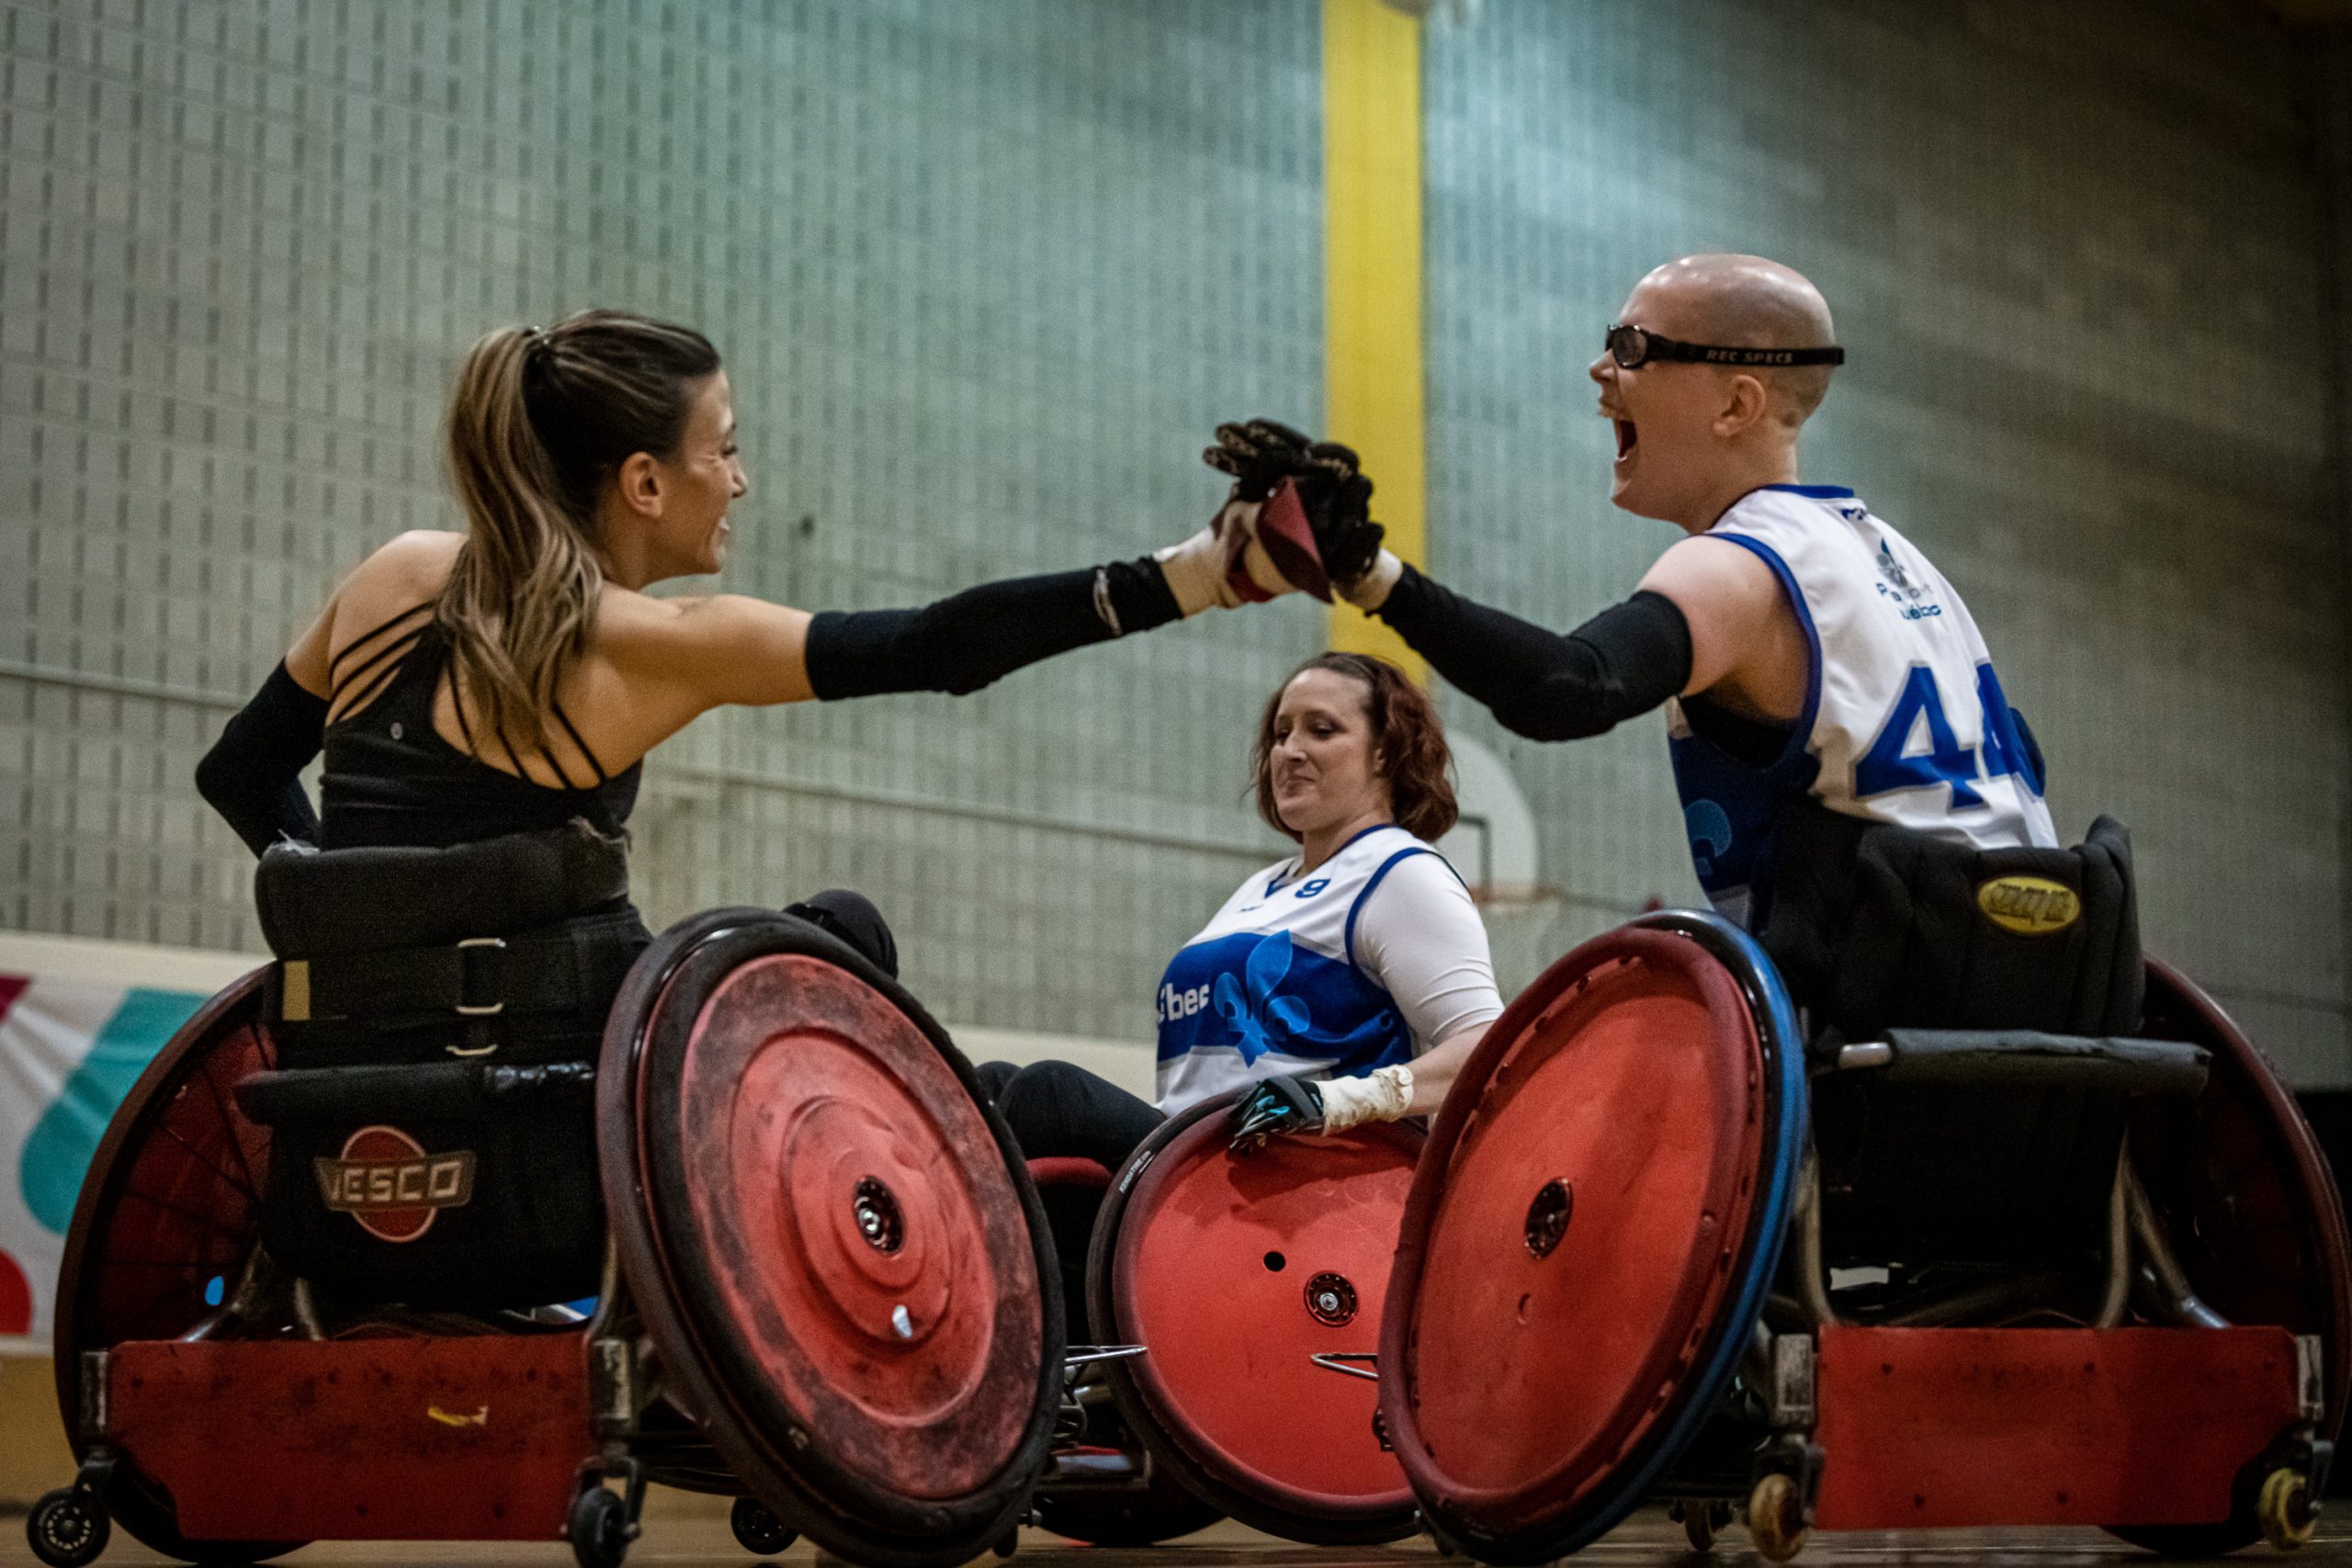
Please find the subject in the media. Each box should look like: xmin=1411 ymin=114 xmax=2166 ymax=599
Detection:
xmin=319 ymin=604 xmax=641 ymax=850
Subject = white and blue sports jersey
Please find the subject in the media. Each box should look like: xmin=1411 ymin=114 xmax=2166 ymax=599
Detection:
xmin=1669 ymin=484 xmax=2058 ymax=928
xmin=1155 ymin=824 xmax=1498 ymax=1115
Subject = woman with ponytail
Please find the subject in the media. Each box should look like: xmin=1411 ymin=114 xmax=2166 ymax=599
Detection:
xmin=186 ymin=314 xmax=1358 ymax=1315
xmin=195 ymin=311 xmax=1337 ymax=970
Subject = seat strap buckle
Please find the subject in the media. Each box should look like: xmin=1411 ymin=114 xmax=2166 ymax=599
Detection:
xmin=456 ymin=937 xmax=507 ymax=1016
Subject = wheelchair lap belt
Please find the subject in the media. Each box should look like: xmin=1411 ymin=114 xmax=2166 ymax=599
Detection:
xmin=268 ymin=930 xmax=600 ymax=1023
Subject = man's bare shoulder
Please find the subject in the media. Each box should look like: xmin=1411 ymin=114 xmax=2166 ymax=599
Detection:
xmin=1639 ymin=532 xmax=1781 ymax=612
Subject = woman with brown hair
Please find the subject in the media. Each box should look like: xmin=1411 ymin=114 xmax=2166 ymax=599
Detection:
xmin=984 ymin=650 xmax=1504 ymax=1166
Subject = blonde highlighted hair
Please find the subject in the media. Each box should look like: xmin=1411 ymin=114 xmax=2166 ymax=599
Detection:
xmin=439 ymin=309 xmax=719 ymax=750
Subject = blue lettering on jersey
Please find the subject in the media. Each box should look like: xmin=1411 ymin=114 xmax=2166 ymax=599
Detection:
xmin=1854 ymin=664 xmax=1986 ymax=810
xmin=1295 ymin=879 xmax=1330 ymax=898
xmin=1973 ymin=662 xmax=2044 ymax=797
xmin=1854 ymin=661 xmax=2041 ymax=809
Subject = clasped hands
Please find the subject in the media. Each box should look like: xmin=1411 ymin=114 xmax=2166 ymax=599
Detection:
xmin=1156 ymin=419 xmax=1401 ymax=615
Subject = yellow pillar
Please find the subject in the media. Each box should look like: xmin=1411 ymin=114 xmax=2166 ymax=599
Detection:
xmin=1322 ymin=0 xmax=1426 ymax=681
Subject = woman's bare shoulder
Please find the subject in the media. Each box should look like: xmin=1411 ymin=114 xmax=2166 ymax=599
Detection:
xmin=352 ymin=529 xmax=465 ymax=590
xmin=589 ymin=584 xmax=815 ymax=706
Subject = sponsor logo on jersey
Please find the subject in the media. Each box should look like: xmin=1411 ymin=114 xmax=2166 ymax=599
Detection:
xmin=1875 ymin=539 xmax=1919 ymax=597
xmin=1158 ymin=980 xmax=1212 ymax=1022
xmin=1975 ymin=875 xmax=2080 ymax=936
xmin=315 ymin=1125 xmax=476 ymax=1243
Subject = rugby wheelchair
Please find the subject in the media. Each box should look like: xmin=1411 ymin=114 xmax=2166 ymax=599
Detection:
xmin=1022 ymin=1093 xmax=1421 ymax=1549
xmin=27 ymin=824 xmax=1064 ymax=1568
xmin=1379 ymin=811 xmax=2350 ymax=1562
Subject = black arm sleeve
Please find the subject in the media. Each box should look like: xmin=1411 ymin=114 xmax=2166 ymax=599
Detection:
xmin=195 ymin=661 xmax=328 ymax=856
xmin=1374 ymin=564 xmax=1693 ymax=742
xmin=803 ymin=557 xmax=1182 ymax=701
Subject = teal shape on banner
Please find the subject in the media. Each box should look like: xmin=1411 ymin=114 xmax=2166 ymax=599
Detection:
xmin=20 ymin=987 xmax=209 ymax=1235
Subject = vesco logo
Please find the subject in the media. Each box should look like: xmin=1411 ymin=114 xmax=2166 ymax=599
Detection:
xmin=314 ymin=1125 xmax=476 ymax=1243
xmin=1976 ymin=875 xmax=2081 ymax=937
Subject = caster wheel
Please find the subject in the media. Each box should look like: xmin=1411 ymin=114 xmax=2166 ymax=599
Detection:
xmin=2259 ymin=1468 xmax=2318 ymax=1551
xmin=729 ymin=1497 xmax=797 ymax=1558
xmin=570 ymin=1487 xmax=632 ymax=1568
xmin=28 ymin=1490 xmax=112 ymax=1568
xmin=991 ymin=1529 xmax=1018 ymax=1559
xmin=1746 ymin=1473 xmax=1809 ymax=1563
xmin=1676 ymin=1499 xmax=1731 ymax=1553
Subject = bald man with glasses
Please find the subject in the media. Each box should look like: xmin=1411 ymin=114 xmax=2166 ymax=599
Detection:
xmin=1209 ymin=253 xmax=2059 ymax=958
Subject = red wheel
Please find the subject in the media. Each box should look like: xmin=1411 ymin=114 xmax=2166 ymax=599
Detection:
xmin=2108 ymin=958 xmax=2352 ymax=1556
xmin=1087 ymin=1091 xmax=1420 ymax=1545
xmin=600 ymin=909 xmax=1057 ymax=1568
xmin=51 ymin=968 xmax=300 ymax=1563
xmin=1382 ymin=917 xmax=1805 ymax=1564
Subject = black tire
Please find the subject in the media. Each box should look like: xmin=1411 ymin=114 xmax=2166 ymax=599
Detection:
xmin=729 ymin=1497 xmax=797 ymax=1557
xmin=1029 ymin=1487 xmax=1223 ymax=1549
xmin=27 ymin=1489 xmax=111 ymax=1568
xmin=569 ymin=1487 xmax=631 ymax=1568
xmin=2103 ymin=1521 xmax=2260 ymax=1559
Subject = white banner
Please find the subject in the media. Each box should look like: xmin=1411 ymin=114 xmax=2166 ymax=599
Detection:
xmin=0 ymin=934 xmax=261 ymax=1342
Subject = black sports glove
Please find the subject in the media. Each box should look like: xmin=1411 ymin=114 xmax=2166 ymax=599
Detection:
xmin=1204 ymin=420 xmax=1386 ymax=590
xmin=1227 ymin=1073 xmax=1327 ymax=1155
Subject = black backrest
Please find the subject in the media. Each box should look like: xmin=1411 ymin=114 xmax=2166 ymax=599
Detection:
xmin=1758 ymin=808 xmax=2154 ymax=1268
xmin=1759 ymin=807 xmax=2143 ymax=1043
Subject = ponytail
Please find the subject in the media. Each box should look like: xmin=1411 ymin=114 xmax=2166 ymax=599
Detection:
xmin=439 ymin=310 xmax=720 ymax=751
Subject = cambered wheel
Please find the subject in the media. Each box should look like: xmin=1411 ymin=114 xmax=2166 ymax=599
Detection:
xmin=1383 ymin=914 xmax=1808 ymax=1565
xmin=2107 ymin=962 xmax=2352 ymax=1558
xmin=729 ymin=1497 xmax=797 ymax=1557
xmin=569 ymin=1487 xmax=631 ymax=1568
xmin=27 ymin=1488 xmax=111 ymax=1568
xmin=1746 ymin=1473 xmax=1808 ymax=1563
xmin=49 ymin=973 xmax=302 ymax=1565
xmin=598 ymin=909 xmax=1059 ymax=1568
xmin=1085 ymin=1093 xmax=1421 ymax=1545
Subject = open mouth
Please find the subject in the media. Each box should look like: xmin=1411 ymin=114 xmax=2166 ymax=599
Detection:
xmin=1613 ymin=419 xmax=1638 ymax=461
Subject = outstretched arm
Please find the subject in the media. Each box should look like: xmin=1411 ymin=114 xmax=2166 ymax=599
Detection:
xmin=1371 ymin=564 xmax=1694 ymax=741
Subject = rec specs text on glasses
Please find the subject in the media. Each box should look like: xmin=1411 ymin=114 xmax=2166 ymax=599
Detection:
xmin=1605 ymin=323 xmax=1846 ymax=370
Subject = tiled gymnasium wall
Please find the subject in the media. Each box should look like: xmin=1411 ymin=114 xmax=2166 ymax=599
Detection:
xmin=0 ymin=0 xmax=1325 ymax=1043
xmin=1422 ymin=0 xmax=2352 ymax=1083
xmin=6 ymin=0 xmax=2350 ymax=1074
